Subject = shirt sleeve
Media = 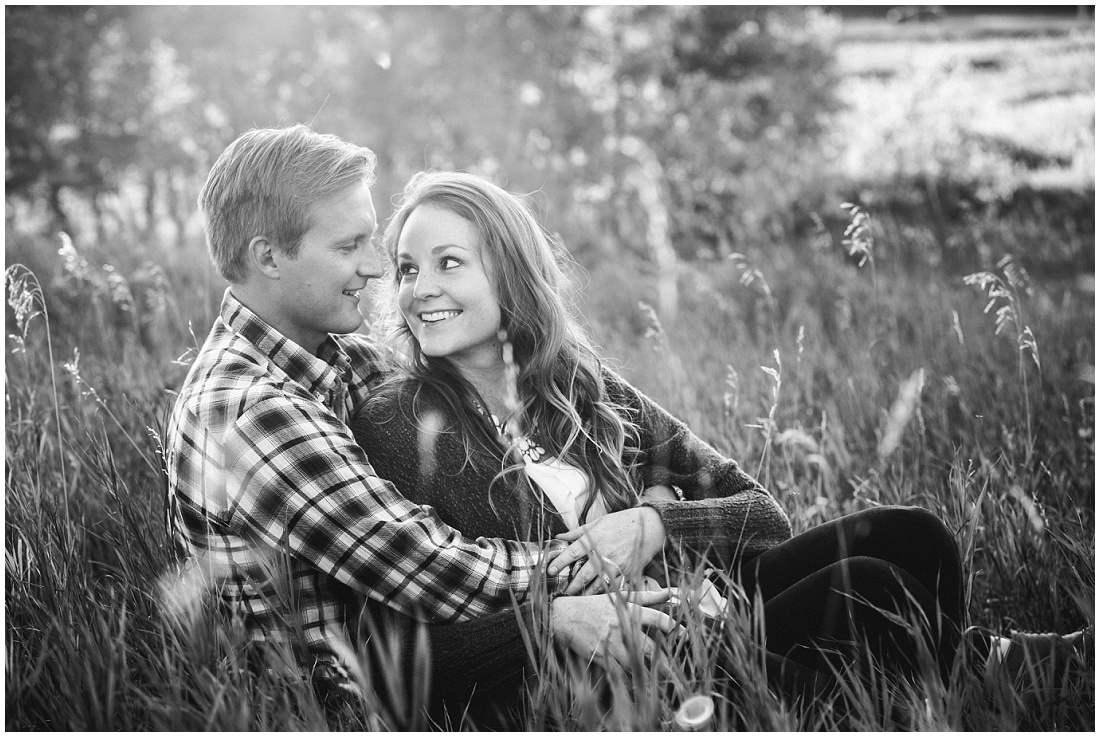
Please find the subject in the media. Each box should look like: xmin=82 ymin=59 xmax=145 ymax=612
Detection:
xmin=604 ymin=369 xmax=793 ymax=566
xmin=221 ymin=391 xmax=568 ymax=624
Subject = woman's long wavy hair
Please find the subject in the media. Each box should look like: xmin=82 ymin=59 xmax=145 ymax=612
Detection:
xmin=379 ymin=171 xmax=642 ymax=523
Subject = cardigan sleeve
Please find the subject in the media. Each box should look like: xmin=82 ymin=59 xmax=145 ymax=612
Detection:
xmin=604 ymin=369 xmax=793 ymax=567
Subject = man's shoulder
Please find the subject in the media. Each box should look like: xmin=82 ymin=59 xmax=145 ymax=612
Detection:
xmin=175 ymin=327 xmax=298 ymax=420
xmin=188 ymin=323 xmax=267 ymax=378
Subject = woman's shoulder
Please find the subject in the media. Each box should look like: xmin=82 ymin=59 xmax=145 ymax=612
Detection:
xmin=357 ymin=373 xmax=464 ymax=432
xmin=595 ymin=362 xmax=647 ymax=412
xmin=353 ymin=373 xmax=419 ymax=435
xmin=363 ymin=373 xmax=419 ymax=411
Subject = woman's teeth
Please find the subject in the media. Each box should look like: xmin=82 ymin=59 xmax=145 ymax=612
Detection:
xmin=421 ymin=310 xmax=461 ymax=323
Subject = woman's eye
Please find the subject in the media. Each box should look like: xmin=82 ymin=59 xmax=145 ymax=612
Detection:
xmin=397 ymin=263 xmax=418 ymax=277
xmin=440 ymin=256 xmax=461 ymax=269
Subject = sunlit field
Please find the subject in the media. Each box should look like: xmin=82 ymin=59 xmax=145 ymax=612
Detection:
xmin=5 ymin=10 xmax=1094 ymax=731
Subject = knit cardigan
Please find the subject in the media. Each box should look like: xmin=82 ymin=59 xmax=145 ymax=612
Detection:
xmin=348 ymin=367 xmax=792 ymax=715
xmin=353 ymin=368 xmax=791 ymax=560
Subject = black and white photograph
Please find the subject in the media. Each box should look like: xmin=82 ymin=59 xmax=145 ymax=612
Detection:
xmin=5 ymin=4 xmax=1095 ymax=731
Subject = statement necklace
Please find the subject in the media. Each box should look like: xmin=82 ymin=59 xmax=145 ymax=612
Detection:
xmin=491 ymin=414 xmax=547 ymax=463
xmin=473 ymin=398 xmax=547 ymax=463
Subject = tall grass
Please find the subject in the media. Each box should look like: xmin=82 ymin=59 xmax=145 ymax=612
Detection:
xmin=5 ymin=194 xmax=1093 ymax=730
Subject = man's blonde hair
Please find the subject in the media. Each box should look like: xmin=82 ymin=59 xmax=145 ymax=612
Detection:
xmin=199 ymin=124 xmax=377 ymax=282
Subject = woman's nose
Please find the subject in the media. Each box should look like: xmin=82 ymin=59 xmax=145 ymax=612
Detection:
xmin=411 ymin=271 xmax=440 ymax=299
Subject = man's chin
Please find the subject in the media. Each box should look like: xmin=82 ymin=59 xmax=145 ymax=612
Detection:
xmin=326 ymin=315 xmax=366 ymax=336
xmin=344 ymin=316 xmax=367 ymax=335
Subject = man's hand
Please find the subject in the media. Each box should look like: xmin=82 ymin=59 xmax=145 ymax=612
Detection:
xmin=546 ymin=505 xmax=667 ymax=595
xmin=548 ymin=590 xmax=679 ymax=672
xmin=639 ymin=484 xmax=679 ymax=503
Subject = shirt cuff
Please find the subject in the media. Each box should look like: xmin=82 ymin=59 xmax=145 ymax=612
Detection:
xmin=544 ymin=538 xmax=572 ymax=597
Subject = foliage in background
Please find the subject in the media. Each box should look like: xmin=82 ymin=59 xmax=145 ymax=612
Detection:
xmin=6 ymin=7 xmax=1092 ymax=279
xmin=5 ymin=5 xmax=839 ymax=266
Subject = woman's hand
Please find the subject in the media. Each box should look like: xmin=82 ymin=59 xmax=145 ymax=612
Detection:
xmin=548 ymin=590 xmax=679 ymax=672
xmin=546 ymin=505 xmax=667 ymax=595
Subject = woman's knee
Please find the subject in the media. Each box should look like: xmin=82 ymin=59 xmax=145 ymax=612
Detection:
xmin=848 ymin=507 xmax=959 ymax=561
xmin=882 ymin=506 xmax=952 ymax=540
xmin=848 ymin=505 xmax=945 ymax=536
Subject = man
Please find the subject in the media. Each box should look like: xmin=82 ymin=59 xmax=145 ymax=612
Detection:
xmin=164 ymin=125 xmax=677 ymax=720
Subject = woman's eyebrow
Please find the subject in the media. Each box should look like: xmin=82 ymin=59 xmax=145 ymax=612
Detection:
xmin=396 ymin=242 xmax=472 ymax=259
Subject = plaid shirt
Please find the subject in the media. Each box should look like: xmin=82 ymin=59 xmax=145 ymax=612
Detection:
xmin=165 ymin=289 xmax=567 ymax=683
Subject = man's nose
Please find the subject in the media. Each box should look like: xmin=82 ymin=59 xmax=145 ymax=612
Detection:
xmin=358 ymin=244 xmax=384 ymax=279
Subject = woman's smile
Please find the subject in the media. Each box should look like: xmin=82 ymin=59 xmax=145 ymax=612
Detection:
xmin=420 ymin=309 xmax=463 ymax=324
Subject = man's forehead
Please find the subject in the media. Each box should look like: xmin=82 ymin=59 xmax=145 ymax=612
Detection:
xmin=308 ymin=182 xmax=376 ymax=228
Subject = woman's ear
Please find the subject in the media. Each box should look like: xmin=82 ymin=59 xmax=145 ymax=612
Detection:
xmin=248 ymin=236 xmax=280 ymax=280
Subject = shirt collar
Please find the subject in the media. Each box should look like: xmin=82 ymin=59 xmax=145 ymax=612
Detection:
xmin=220 ymin=288 xmax=351 ymax=395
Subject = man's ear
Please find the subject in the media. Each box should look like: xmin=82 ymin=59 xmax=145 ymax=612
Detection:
xmin=248 ymin=236 xmax=280 ymax=280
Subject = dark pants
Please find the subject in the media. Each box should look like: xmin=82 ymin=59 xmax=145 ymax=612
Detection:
xmin=728 ymin=506 xmax=983 ymax=708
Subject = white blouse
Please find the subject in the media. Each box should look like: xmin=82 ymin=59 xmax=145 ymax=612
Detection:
xmin=523 ymin=454 xmax=606 ymax=530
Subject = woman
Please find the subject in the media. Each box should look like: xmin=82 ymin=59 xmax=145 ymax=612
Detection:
xmin=351 ymin=171 xmax=1080 ymax=725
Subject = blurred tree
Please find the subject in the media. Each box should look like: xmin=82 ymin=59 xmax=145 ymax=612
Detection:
xmin=129 ymin=6 xmax=356 ymax=245
xmin=6 ymin=6 xmax=143 ymax=234
xmin=6 ymin=5 xmax=840 ymax=263
xmin=613 ymin=5 xmax=841 ymax=258
xmin=346 ymin=6 xmax=597 ymax=218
